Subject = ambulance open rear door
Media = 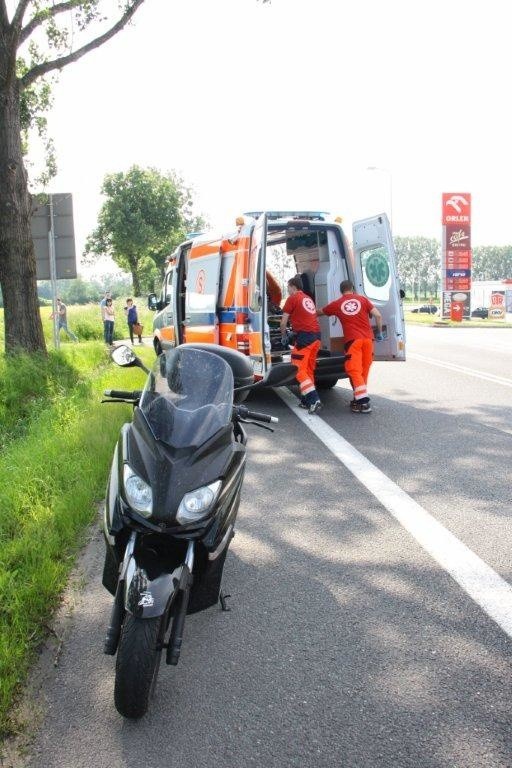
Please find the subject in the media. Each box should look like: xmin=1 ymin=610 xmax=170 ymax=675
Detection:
xmin=352 ymin=214 xmax=406 ymax=361
xmin=247 ymin=213 xmax=269 ymax=378
xmin=183 ymin=244 xmax=222 ymax=344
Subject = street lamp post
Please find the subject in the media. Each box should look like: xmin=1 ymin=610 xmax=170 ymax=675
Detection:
xmin=366 ymin=166 xmax=393 ymax=230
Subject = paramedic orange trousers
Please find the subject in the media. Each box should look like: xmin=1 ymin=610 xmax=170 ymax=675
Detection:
xmin=291 ymin=339 xmax=321 ymax=401
xmin=344 ymin=338 xmax=374 ymax=401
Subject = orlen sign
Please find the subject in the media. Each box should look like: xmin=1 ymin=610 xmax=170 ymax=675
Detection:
xmin=442 ymin=193 xmax=471 ymax=224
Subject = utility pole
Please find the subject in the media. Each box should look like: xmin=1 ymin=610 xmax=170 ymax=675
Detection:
xmin=48 ymin=194 xmax=60 ymax=350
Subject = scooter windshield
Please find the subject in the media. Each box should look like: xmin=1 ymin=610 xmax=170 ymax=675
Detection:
xmin=139 ymin=347 xmax=234 ymax=449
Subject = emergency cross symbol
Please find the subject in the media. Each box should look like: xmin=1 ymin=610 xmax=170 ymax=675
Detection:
xmin=342 ymin=299 xmax=362 ymax=315
xmin=365 ymin=252 xmax=390 ymax=288
xmin=302 ymin=297 xmax=316 ymax=314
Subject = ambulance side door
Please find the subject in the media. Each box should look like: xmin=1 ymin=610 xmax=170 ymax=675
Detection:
xmin=184 ymin=244 xmax=222 ymax=344
xmin=352 ymin=214 xmax=406 ymax=361
xmin=247 ymin=213 xmax=269 ymax=377
xmin=160 ymin=267 xmax=176 ymax=348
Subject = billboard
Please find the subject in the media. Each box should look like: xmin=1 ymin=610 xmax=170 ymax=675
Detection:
xmin=31 ymin=194 xmax=77 ymax=280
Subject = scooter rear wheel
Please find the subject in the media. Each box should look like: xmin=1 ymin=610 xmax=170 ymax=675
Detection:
xmin=114 ymin=614 xmax=162 ymax=719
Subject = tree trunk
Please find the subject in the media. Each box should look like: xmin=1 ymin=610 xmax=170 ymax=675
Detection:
xmin=131 ymin=269 xmax=141 ymax=297
xmin=0 ymin=78 xmax=47 ymax=355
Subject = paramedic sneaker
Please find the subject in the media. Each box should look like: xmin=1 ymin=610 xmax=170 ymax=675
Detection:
xmin=351 ymin=401 xmax=372 ymax=414
xmin=308 ymin=400 xmax=322 ymax=415
xmin=298 ymin=399 xmax=308 ymax=409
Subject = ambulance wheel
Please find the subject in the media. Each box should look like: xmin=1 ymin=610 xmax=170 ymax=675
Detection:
xmin=316 ymin=377 xmax=338 ymax=390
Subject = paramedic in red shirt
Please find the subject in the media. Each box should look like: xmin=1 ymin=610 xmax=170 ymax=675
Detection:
xmin=280 ymin=275 xmax=322 ymax=415
xmin=318 ymin=280 xmax=383 ymax=414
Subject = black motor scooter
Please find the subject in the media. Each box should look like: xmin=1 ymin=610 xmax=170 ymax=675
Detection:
xmin=101 ymin=342 xmax=295 ymax=719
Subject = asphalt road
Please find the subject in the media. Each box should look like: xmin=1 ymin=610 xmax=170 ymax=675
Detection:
xmin=12 ymin=326 xmax=512 ymax=768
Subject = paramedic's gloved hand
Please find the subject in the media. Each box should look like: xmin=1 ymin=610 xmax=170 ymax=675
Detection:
xmin=375 ymin=332 xmax=384 ymax=342
xmin=281 ymin=335 xmax=289 ymax=348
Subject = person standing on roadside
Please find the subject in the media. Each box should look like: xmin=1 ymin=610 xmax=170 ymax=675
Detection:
xmin=100 ymin=290 xmax=111 ymax=343
xmin=318 ymin=280 xmax=383 ymax=413
xmin=104 ymin=298 xmax=115 ymax=346
xmin=124 ymin=298 xmax=142 ymax=345
xmin=280 ymin=275 xmax=322 ymax=414
xmin=51 ymin=298 xmax=78 ymax=342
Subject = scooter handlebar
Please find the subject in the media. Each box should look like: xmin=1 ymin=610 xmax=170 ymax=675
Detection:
xmin=233 ymin=405 xmax=278 ymax=424
xmin=104 ymin=389 xmax=142 ymax=400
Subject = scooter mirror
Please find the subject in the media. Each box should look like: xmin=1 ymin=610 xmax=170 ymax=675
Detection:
xmin=111 ymin=345 xmax=138 ymax=367
xmin=110 ymin=345 xmax=150 ymax=374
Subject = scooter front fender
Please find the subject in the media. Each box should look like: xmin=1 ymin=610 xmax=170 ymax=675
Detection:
xmin=123 ymin=553 xmax=181 ymax=619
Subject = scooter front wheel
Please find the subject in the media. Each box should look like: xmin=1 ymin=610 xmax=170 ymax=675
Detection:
xmin=114 ymin=614 xmax=162 ymax=719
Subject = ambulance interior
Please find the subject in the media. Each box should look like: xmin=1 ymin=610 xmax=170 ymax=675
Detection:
xmin=265 ymin=226 xmax=349 ymax=358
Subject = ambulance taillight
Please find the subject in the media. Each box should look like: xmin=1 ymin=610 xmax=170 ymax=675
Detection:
xmin=236 ymin=312 xmax=250 ymax=354
xmin=237 ymin=336 xmax=250 ymax=353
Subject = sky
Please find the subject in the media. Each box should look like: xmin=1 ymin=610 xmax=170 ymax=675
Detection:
xmin=21 ymin=0 xmax=512 ymax=275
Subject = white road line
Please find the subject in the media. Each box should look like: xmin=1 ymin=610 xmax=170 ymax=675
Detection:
xmin=408 ymin=352 xmax=512 ymax=388
xmin=277 ymin=386 xmax=512 ymax=639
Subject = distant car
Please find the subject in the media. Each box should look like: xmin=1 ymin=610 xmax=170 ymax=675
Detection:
xmin=410 ymin=304 xmax=438 ymax=314
xmin=471 ymin=306 xmax=488 ymax=319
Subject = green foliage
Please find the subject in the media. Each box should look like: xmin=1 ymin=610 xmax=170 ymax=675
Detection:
xmin=0 ymin=350 xmax=84 ymax=450
xmin=16 ymin=54 xmax=56 ymax=185
xmin=394 ymin=236 xmax=441 ymax=300
xmin=0 ymin=335 xmax=154 ymax=737
xmin=394 ymin=238 xmax=512 ymax=300
xmin=37 ymin=298 xmax=154 ymax=345
xmin=37 ymin=273 xmax=133 ymax=305
xmin=137 ymin=255 xmax=162 ymax=294
xmin=84 ymin=166 xmax=207 ymax=291
xmin=8 ymin=3 xmax=147 ymax=188
xmin=473 ymin=245 xmax=512 ymax=280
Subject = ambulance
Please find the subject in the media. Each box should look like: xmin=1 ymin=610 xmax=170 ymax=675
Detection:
xmin=147 ymin=211 xmax=405 ymax=386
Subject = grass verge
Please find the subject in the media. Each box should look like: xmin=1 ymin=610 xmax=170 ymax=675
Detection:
xmin=0 ymin=341 xmax=153 ymax=738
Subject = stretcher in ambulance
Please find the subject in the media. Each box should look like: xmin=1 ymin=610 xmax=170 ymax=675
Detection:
xmin=148 ymin=211 xmax=405 ymax=387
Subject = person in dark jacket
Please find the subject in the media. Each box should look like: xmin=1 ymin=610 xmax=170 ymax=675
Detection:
xmin=124 ymin=298 xmax=143 ymax=344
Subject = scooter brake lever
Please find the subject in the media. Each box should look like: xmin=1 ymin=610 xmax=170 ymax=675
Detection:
xmin=241 ymin=419 xmax=274 ymax=433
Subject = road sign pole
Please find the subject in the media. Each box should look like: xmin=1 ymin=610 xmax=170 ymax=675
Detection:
xmin=48 ymin=195 xmax=60 ymax=350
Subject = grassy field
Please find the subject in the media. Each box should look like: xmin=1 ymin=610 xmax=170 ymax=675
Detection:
xmin=0 ymin=298 xmax=155 ymax=349
xmin=0 ymin=302 xmax=155 ymax=738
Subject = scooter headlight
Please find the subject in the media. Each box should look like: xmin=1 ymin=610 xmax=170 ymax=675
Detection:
xmin=176 ymin=481 xmax=222 ymax=525
xmin=123 ymin=464 xmax=153 ymax=518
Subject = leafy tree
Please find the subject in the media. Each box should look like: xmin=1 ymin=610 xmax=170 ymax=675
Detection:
xmin=37 ymin=273 xmax=133 ymax=304
xmin=0 ymin=1 xmax=147 ymax=354
xmin=85 ymin=166 xmax=206 ymax=295
xmin=472 ymin=246 xmax=512 ymax=280
xmin=394 ymin=236 xmax=441 ymax=299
